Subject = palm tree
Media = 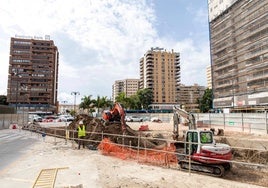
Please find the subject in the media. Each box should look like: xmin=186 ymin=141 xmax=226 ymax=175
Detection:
xmin=79 ymin=95 xmax=95 ymax=115
xmin=115 ymin=92 xmax=129 ymax=108
xmin=94 ymin=95 xmax=104 ymax=114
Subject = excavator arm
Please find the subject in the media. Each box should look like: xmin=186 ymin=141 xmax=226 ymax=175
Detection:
xmin=173 ymin=106 xmax=196 ymax=140
xmin=102 ymin=102 xmax=126 ymax=132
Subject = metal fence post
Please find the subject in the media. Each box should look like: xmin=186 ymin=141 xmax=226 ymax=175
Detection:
xmin=2 ymin=114 xmax=4 ymax=129
xmin=65 ymin=122 xmax=67 ymax=145
xmin=242 ymin=113 xmax=244 ymax=132
xmin=223 ymin=113 xmax=225 ymax=130
xmin=188 ymin=141 xmax=192 ymax=176
xmin=54 ymin=128 xmax=56 ymax=145
xmin=265 ymin=110 xmax=268 ymax=134
xmin=209 ymin=113 xmax=211 ymax=129
xmin=137 ymin=133 xmax=140 ymax=161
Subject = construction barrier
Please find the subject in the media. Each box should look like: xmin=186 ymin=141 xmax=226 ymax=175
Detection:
xmin=98 ymin=138 xmax=178 ymax=167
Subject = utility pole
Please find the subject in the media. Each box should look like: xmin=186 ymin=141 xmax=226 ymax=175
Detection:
xmin=12 ymin=69 xmax=22 ymax=112
xmin=71 ymin=91 xmax=80 ymax=114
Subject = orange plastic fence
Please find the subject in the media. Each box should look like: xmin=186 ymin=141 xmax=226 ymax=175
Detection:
xmin=98 ymin=138 xmax=178 ymax=167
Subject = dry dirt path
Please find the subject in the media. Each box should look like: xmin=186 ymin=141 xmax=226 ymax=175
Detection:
xmin=0 ymin=129 xmax=266 ymax=188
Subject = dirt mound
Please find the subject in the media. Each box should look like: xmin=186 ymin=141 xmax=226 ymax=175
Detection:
xmin=67 ymin=114 xmax=167 ymax=149
xmin=232 ymin=149 xmax=268 ymax=164
xmin=215 ymin=136 xmax=268 ymax=165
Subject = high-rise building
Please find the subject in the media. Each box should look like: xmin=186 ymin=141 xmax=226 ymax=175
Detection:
xmin=206 ymin=65 xmax=212 ymax=89
xmin=178 ymin=84 xmax=206 ymax=112
xmin=7 ymin=35 xmax=59 ymax=114
xmin=208 ymin=0 xmax=268 ymax=111
xmin=112 ymin=79 xmax=140 ymax=102
xmin=139 ymin=47 xmax=180 ymax=104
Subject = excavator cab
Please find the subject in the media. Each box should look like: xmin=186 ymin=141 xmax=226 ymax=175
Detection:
xmin=185 ymin=130 xmax=214 ymax=155
xmin=101 ymin=102 xmax=127 ymax=132
xmin=185 ymin=130 xmax=199 ymax=155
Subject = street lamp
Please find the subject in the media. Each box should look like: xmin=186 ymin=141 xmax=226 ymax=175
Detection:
xmin=61 ymin=100 xmax=68 ymax=114
xmin=12 ymin=69 xmax=22 ymax=112
xmin=231 ymin=79 xmax=235 ymax=109
xmin=71 ymin=91 xmax=80 ymax=113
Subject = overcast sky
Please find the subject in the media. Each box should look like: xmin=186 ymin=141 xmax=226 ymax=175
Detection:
xmin=0 ymin=0 xmax=210 ymax=104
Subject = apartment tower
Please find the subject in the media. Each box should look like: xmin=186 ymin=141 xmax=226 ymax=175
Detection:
xmin=208 ymin=0 xmax=268 ymax=111
xmin=112 ymin=79 xmax=140 ymax=102
xmin=178 ymin=84 xmax=206 ymax=112
xmin=139 ymin=47 xmax=180 ymax=105
xmin=7 ymin=35 xmax=59 ymax=113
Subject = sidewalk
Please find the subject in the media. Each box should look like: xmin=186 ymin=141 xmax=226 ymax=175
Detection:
xmin=0 ymin=130 xmax=101 ymax=188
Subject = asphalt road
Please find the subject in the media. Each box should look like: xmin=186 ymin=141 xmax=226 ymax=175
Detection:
xmin=0 ymin=129 xmax=37 ymax=171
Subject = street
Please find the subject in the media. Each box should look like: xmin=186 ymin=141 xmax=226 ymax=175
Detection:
xmin=0 ymin=129 xmax=36 ymax=171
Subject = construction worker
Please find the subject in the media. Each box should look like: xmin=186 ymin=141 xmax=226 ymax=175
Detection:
xmin=77 ymin=121 xmax=86 ymax=149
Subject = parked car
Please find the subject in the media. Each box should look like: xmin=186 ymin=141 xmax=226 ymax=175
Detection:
xmin=125 ymin=115 xmax=143 ymax=122
xmin=28 ymin=114 xmax=43 ymax=123
xmin=58 ymin=115 xmax=74 ymax=122
xmin=42 ymin=115 xmax=61 ymax=123
xmin=151 ymin=117 xmax=162 ymax=123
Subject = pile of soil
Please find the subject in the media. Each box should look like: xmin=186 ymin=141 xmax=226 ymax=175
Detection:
xmin=62 ymin=114 xmax=167 ymax=150
xmin=215 ymin=136 xmax=268 ymax=165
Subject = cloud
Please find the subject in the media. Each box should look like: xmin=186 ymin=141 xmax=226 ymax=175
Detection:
xmin=0 ymin=0 xmax=210 ymax=104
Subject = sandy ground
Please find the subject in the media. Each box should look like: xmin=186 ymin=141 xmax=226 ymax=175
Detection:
xmin=0 ymin=128 xmax=266 ymax=188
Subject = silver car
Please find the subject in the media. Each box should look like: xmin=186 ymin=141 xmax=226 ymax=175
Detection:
xmin=126 ymin=115 xmax=143 ymax=122
xmin=59 ymin=115 xmax=74 ymax=122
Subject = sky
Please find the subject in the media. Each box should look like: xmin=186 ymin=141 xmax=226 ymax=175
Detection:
xmin=0 ymin=0 xmax=210 ymax=104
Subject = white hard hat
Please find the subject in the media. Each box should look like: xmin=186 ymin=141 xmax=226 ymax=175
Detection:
xmin=79 ymin=121 xmax=83 ymax=125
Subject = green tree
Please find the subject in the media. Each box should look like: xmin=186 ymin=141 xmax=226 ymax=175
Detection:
xmin=69 ymin=109 xmax=76 ymax=117
xmin=0 ymin=95 xmax=8 ymax=105
xmin=136 ymin=88 xmax=153 ymax=109
xmin=128 ymin=95 xmax=140 ymax=110
xmin=115 ymin=92 xmax=128 ymax=108
xmin=94 ymin=95 xmax=111 ymax=113
xmin=80 ymin=95 xmax=95 ymax=115
xmin=198 ymin=88 xmax=213 ymax=113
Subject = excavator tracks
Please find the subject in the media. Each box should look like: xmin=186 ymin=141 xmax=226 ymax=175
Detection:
xmin=179 ymin=160 xmax=226 ymax=177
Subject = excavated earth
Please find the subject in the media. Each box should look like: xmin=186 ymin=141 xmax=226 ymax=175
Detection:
xmin=40 ymin=114 xmax=167 ymax=150
xmin=24 ymin=115 xmax=268 ymax=187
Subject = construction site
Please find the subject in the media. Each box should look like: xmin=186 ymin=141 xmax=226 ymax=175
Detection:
xmin=8 ymin=104 xmax=266 ymax=188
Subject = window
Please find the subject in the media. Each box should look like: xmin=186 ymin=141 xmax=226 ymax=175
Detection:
xmin=200 ymin=132 xmax=213 ymax=144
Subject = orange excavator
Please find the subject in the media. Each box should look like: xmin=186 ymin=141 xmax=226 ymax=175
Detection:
xmin=102 ymin=102 xmax=126 ymax=132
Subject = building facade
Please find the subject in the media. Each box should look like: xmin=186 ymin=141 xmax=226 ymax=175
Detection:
xmin=139 ymin=47 xmax=180 ymax=104
xmin=209 ymin=0 xmax=268 ymax=111
xmin=7 ymin=35 xmax=59 ymax=114
xmin=206 ymin=65 xmax=212 ymax=89
xmin=112 ymin=79 xmax=140 ymax=102
xmin=178 ymin=84 xmax=206 ymax=112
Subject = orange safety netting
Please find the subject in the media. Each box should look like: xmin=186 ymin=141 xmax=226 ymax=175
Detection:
xmin=98 ymin=138 xmax=178 ymax=167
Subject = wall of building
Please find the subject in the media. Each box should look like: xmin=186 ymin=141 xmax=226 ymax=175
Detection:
xmin=112 ymin=79 xmax=140 ymax=102
xmin=7 ymin=36 xmax=59 ymax=114
xmin=178 ymin=84 xmax=206 ymax=112
xmin=209 ymin=0 xmax=268 ymax=110
xmin=140 ymin=47 xmax=180 ymax=104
